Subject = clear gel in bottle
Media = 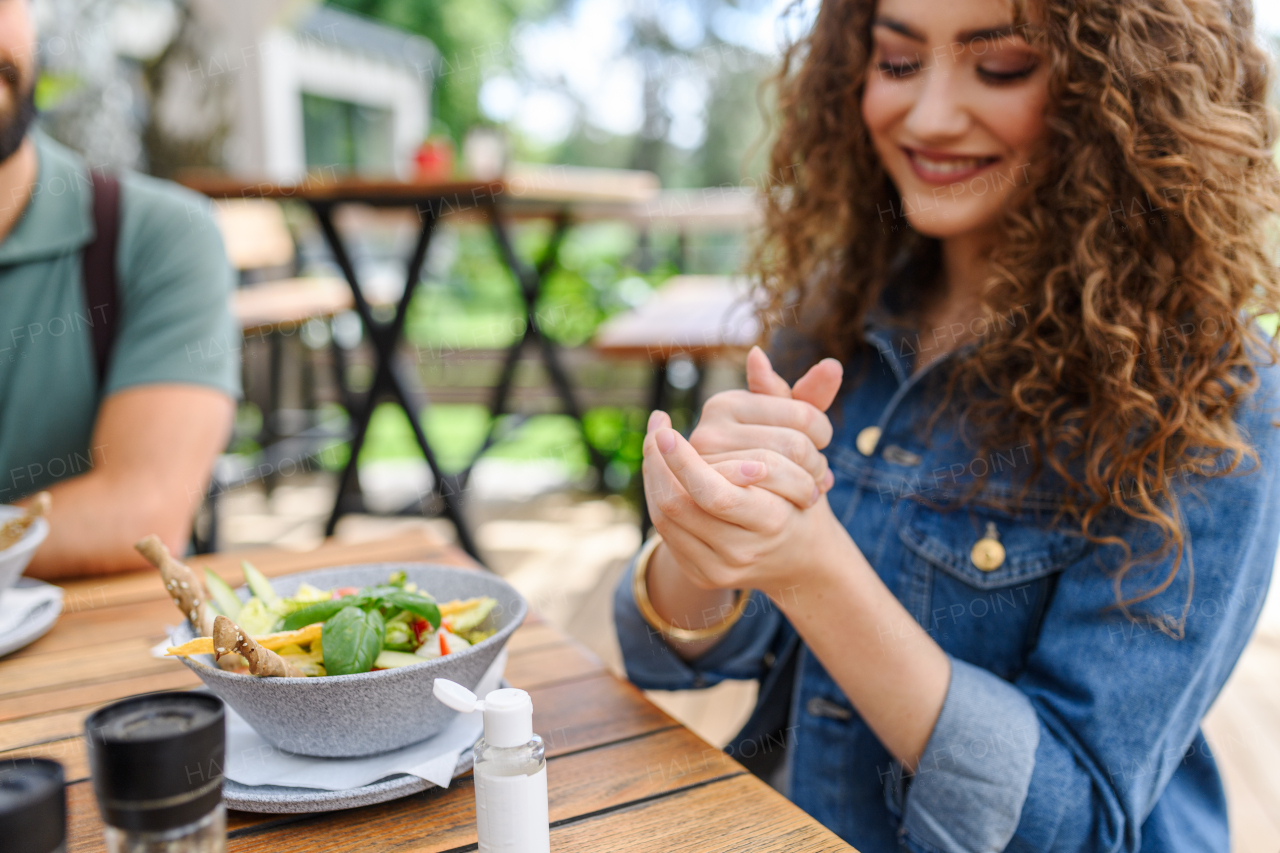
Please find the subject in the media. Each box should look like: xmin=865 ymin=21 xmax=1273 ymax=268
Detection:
xmin=435 ymin=681 xmax=550 ymax=853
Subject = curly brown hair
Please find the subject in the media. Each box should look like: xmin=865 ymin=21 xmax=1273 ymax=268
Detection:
xmin=754 ymin=0 xmax=1280 ymax=626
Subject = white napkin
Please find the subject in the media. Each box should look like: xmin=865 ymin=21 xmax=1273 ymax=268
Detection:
xmin=0 ymin=583 xmax=63 ymax=638
xmin=224 ymin=648 xmax=508 ymax=791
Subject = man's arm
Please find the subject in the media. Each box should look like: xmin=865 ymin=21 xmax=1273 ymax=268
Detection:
xmin=22 ymin=384 xmax=233 ymax=578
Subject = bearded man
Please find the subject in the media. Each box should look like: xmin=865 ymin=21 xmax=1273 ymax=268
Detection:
xmin=0 ymin=0 xmax=239 ymax=577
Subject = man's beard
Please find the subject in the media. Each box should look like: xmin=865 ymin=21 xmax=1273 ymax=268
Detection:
xmin=0 ymin=66 xmax=35 ymax=164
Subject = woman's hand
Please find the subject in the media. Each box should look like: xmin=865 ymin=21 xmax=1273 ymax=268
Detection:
xmin=644 ymin=414 xmax=847 ymax=596
xmin=641 ymin=369 xmax=953 ymax=772
xmin=640 ymin=346 xmax=848 ymax=653
xmin=689 ymin=347 xmax=844 ymax=508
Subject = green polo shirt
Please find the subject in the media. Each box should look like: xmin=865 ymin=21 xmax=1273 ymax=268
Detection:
xmin=0 ymin=131 xmax=240 ymax=501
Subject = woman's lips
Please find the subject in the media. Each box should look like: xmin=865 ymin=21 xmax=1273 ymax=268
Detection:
xmin=902 ymin=147 xmax=1000 ymax=185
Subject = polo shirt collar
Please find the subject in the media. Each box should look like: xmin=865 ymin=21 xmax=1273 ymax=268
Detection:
xmin=0 ymin=129 xmax=93 ymax=265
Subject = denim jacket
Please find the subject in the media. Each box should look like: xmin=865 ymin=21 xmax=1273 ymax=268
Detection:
xmin=614 ymin=320 xmax=1280 ymax=853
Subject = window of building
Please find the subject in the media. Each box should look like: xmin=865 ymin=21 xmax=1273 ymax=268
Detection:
xmin=302 ymin=93 xmax=395 ymax=176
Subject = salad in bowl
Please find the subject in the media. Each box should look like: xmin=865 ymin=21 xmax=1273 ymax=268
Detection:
xmin=163 ymin=559 xmax=498 ymax=677
xmin=137 ymin=537 xmax=527 ymax=757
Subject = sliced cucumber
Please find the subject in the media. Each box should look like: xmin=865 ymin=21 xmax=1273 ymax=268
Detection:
xmin=449 ymin=598 xmax=497 ymax=634
xmin=204 ymin=568 xmax=242 ymax=619
xmin=241 ymin=560 xmax=278 ymax=605
xmin=373 ymin=650 xmax=424 ymax=669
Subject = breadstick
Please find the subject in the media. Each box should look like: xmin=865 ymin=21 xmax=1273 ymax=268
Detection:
xmin=135 ymin=535 xmax=215 ymax=636
xmin=0 ymin=491 xmax=51 ymax=550
xmin=166 ymin=622 xmax=323 ymax=657
xmin=212 ymin=615 xmax=304 ymax=678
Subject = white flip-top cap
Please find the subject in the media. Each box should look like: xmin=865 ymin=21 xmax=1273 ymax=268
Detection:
xmin=433 ymin=681 xmax=534 ymax=748
xmin=434 ymin=678 xmax=479 ymax=713
xmin=478 ymin=688 xmax=533 ymax=748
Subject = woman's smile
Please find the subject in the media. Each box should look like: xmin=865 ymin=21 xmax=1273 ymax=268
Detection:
xmin=901 ymin=147 xmax=1001 ymax=184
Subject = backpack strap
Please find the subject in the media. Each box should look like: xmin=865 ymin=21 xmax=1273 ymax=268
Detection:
xmin=82 ymin=171 xmax=121 ymax=388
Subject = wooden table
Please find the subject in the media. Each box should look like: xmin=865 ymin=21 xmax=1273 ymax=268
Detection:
xmin=0 ymin=532 xmax=852 ymax=852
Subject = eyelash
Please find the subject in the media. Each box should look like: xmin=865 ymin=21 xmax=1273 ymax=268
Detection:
xmin=875 ymin=60 xmax=1038 ymax=83
xmin=977 ymin=64 xmax=1038 ymax=83
xmin=876 ymin=61 xmax=920 ymax=78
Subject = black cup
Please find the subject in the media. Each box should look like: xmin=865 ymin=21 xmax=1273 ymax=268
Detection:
xmin=0 ymin=758 xmax=66 ymax=853
xmin=85 ymin=693 xmax=225 ymax=833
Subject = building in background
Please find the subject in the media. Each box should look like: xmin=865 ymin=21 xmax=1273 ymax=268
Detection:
xmin=214 ymin=1 xmax=435 ymax=181
xmin=36 ymin=0 xmax=434 ymax=180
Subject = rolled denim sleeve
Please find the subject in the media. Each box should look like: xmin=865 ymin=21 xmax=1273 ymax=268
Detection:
xmin=887 ymin=658 xmax=1039 ymax=853
xmin=613 ymin=556 xmax=783 ymax=690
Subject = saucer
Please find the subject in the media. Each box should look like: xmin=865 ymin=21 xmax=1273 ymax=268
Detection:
xmin=0 ymin=578 xmax=63 ymax=658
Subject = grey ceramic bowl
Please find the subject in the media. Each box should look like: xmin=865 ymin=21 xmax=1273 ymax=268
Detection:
xmin=0 ymin=506 xmax=49 ymax=599
xmin=170 ymin=562 xmax=527 ymax=758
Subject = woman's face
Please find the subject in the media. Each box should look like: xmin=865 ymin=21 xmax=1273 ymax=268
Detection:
xmin=861 ymin=0 xmax=1050 ymax=240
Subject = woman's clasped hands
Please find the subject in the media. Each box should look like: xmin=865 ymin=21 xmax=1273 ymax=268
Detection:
xmin=643 ymin=346 xmax=850 ymax=598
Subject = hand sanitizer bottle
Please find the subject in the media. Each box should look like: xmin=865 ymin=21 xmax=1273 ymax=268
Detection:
xmin=434 ymin=679 xmax=550 ymax=853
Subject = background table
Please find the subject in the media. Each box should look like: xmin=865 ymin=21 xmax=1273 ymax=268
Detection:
xmin=182 ymin=170 xmax=659 ymax=558
xmin=0 ymin=533 xmax=852 ymax=852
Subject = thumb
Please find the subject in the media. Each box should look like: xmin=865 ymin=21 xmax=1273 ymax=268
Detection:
xmin=791 ymin=358 xmax=844 ymax=412
xmin=745 ymin=346 xmax=792 ymax=398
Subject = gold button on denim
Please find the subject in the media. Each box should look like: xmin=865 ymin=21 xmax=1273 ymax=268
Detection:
xmin=882 ymin=444 xmax=922 ymax=467
xmin=856 ymin=426 xmax=881 ymax=456
xmin=970 ymin=522 xmax=1006 ymax=571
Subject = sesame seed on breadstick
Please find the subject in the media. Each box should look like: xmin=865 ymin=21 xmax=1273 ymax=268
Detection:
xmin=135 ymin=535 xmax=216 ymax=637
xmin=212 ymin=615 xmax=304 ymax=678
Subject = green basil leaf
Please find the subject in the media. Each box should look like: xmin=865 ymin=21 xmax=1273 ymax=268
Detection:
xmin=384 ymin=590 xmax=441 ymax=630
xmin=322 ymin=605 xmax=386 ymax=675
xmin=279 ymin=599 xmax=349 ymax=632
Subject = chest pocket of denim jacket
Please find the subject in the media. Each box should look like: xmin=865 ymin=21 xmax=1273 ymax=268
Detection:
xmin=899 ymin=502 xmax=1090 ymax=589
xmin=896 ymin=500 xmax=1092 ymax=679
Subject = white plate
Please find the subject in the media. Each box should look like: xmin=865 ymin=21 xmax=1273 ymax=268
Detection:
xmin=219 ymin=674 xmax=509 ymax=814
xmin=224 ymin=750 xmax=474 ymax=814
xmin=0 ymin=578 xmax=63 ymax=658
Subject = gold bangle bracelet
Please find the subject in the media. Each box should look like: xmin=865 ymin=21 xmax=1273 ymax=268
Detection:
xmin=632 ymin=534 xmax=750 ymax=643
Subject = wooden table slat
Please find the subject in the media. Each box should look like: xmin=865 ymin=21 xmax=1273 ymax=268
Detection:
xmin=1 ymin=636 xmax=173 ymax=697
xmin=550 ymin=773 xmax=850 ymax=853
xmin=0 ymin=669 xmax=202 ymax=724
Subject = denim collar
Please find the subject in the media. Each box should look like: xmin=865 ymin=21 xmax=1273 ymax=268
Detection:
xmin=861 ymin=308 xmax=980 ymax=387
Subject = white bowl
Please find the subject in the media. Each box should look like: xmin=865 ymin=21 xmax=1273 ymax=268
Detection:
xmin=0 ymin=505 xmax=49 ymax=598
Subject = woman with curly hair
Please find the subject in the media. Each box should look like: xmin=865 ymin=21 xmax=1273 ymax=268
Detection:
xmin=614 ymin=0 xmax=1280 ymax=849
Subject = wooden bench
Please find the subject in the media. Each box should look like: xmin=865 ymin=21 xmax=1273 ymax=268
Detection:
xmin=233 ymin=277 xmax=353 ymax=337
